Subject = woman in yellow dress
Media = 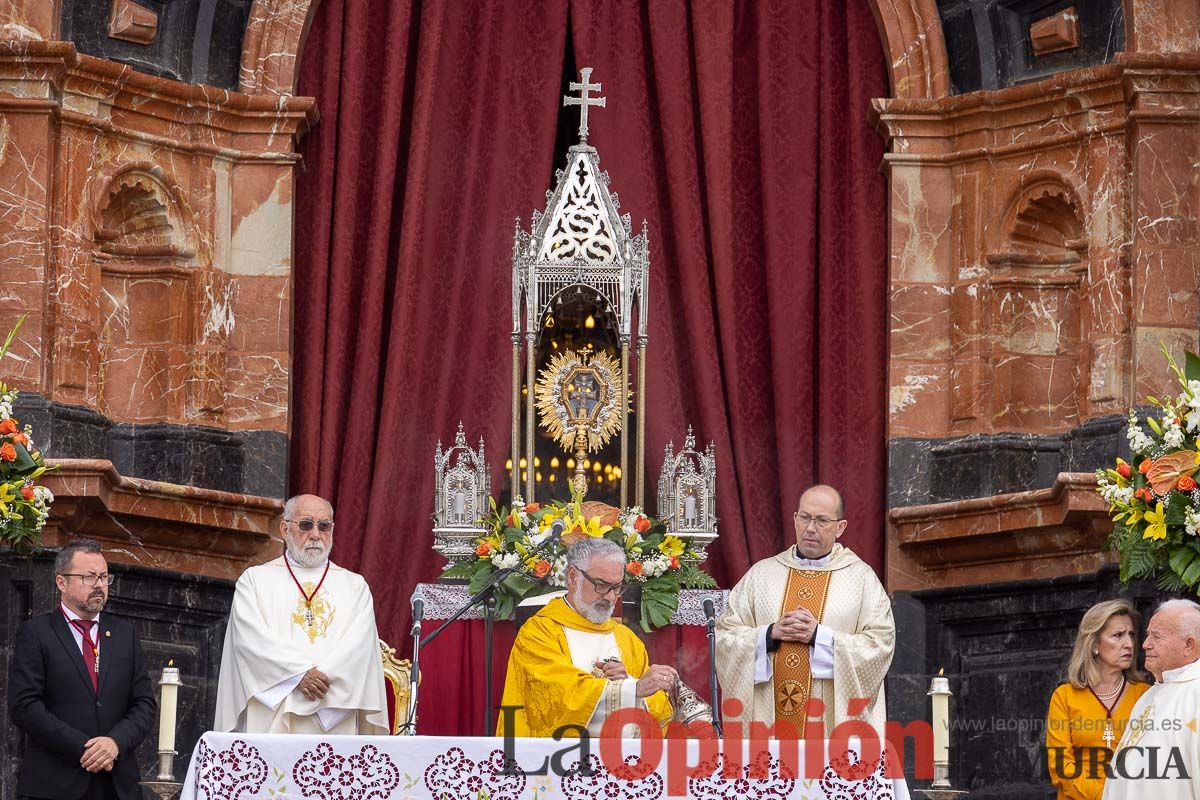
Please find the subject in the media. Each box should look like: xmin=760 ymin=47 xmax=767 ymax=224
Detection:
xmin=1045 ymin=599 xmax=1150 ymax=800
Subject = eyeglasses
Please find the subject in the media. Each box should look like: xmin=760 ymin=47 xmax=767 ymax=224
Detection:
xmin=794 ymin=513 xmax=843 ymax=530
xmin=286 ymin=518 xmax=335 ymax=533
xmin=59 ymin=573 xmax=114 ymax=586
xmin=577 ymin=567 xmax=625 ymax=597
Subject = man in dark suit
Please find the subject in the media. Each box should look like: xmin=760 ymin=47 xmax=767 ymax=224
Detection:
xmin=7 ymin=538 xmax=157 ymax=800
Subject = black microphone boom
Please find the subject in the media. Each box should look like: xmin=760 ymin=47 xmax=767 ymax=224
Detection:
xmin=411 ymin=591 xmax=425 ymax=626
xmin=702 ymin=597 xmax=716 ymax=621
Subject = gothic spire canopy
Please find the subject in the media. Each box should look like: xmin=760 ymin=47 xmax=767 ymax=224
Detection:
xmin=512 ymin=68 xmax=649 ymax=343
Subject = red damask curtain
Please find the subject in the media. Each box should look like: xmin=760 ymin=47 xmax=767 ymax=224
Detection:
xmin=293 ymin=0 xmax=888 ymax=723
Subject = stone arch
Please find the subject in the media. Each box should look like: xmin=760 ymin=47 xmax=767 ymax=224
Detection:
xmin=239 ymin=0 xmax=323 ymax=95
xmin=94 ymin=166 xmax=194 ymax=259
xmin=866 ymin=0 xmax=951 ymax=99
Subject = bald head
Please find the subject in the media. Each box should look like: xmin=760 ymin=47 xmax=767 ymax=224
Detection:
xmin=797 ymin=485 xmax=844 ymax=519
xmin=1144 ymin=599 xmax=1200 ymax=680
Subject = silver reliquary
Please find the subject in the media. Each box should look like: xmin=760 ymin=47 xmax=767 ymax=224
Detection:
xmin=656 ymin=427 xmax=718 ymax=561
xmin=432 ymin=422 xmax=490 ymax=568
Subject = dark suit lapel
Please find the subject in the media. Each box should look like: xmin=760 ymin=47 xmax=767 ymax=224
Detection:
xmin=97 ymin=616 xmax=113 ymax=696
xmin=50 ymin=612 xmax=96 ymax=695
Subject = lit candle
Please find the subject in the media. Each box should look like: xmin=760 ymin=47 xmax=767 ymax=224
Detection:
xmin=158 ymin=662 xmax=182 ymax=753
xmin=453 ymin=491 xmax=466 ymax=518
xmin=684 ymin=496 xmax=696 ymax=523
xmin=928 ymin=669 xmax=951 ymax=766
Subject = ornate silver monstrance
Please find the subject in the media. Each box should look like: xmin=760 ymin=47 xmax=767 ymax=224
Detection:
xmin=511 ymin=68 xmax=649 ymax=505
xmin=534 ymin=349 xmax=624 ymax=496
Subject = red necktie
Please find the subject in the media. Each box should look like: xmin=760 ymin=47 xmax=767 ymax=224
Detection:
xmin=69 ymin=618 xmax=99 ymax=691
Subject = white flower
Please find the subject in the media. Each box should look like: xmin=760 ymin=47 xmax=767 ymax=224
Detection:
xmin=1164 ymin=417 xmax=1186 ymax=449
xmin=1127 ymin=412 xmax=1154 ymax=454
xmin=1186 ymin=507 xmax=1200 ymax=537
xmin=550 ymin=556 xmax=568 ymax=587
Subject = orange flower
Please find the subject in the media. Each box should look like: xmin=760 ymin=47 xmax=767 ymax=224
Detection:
xmin=669 ymin=555 xmax=680 ymax=570
xmin=13 ymin=432 xmax=28 ymax=448
xmin=1179 ymin=475 xmax=1198 ymax=493
xmin=0 ymin=443 xmax=16 ymax=462
xmin=1139 ymin=459 xmax=1152 ymax=475
xmin=524 ymin=502 xmax=540 ymax=513
xmin=634 ymin=516 xmax=651 ymax=533
xmin=533 ymin=559 xmax=551 ymax=578
xmin=1115 ymin=460 xmax=1133 ymax=480
xmin=505 ymin=512 xmax=519 ymax=528
xmin=475 ymin=542 xmax=492 ymax=558
xmin=20 ymin=484 xmax=34 ymax=501
xmin=0 ymin=419 xmax=16 ymax=435
xmin=626 ymin=562 xmax=644 ymax=577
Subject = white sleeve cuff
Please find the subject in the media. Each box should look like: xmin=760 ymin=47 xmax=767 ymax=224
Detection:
xmin=810 ymin=624 xmax=835 ymax=679
xmin=754 ymin=625 xmax=774 ymax=683
xmin=256 ymin=672 xmax=304 ymax=710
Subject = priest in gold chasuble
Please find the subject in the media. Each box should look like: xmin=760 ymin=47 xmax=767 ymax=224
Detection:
xmin=215 ymin=494 xmax=388 ymax=735
xmin=716 ymin=485 xmax=895 ymax=738
xmin=497 ymin=538 xmax=674 ymax=738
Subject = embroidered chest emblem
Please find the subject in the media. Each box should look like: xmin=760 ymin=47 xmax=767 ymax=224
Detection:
xmin=291 ymin=583 xmax=334 ymax=643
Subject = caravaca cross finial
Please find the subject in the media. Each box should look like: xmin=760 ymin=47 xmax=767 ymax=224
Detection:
xmin=563 ymin=67 xmax=606 ymax=145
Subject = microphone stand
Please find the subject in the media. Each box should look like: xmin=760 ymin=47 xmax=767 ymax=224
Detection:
xmin=398 ymin=612 xmax=423 ymax=735
xmin=412 ymin=566 xmax=534 ymax=736
xmin=706 ymin=610 xmax=723 ymax=737
xmin=411 ymin=528 xmax=562 ymax=736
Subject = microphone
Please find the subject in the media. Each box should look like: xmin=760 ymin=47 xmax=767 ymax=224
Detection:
xmin=411 ymin=589 xmax=425 ymax=634
xmin=702 ymin=597 xmax=717 ymax=623
xmin=548 ymin=518 xmax=567 ymax=541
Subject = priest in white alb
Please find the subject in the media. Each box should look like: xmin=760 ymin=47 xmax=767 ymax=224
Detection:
xmin=215 ymin=494 xmax=388 ymax=734
xmin=716 ymin=485 xmax=895 ymax=738
xmin=497 ymin=537 xmax=674 ymax=737
xmin=1103 ymin=599 xmax=1200 ymax=799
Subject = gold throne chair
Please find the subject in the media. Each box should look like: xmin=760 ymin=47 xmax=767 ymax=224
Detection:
xmin=379 ymin=638 xmax=414 ymax=734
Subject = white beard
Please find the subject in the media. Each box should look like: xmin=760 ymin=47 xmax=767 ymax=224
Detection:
xmin=286 ymin=539 xmax=329 ymax=569
xmin=570 ymin=584 xmax=614 ymax=624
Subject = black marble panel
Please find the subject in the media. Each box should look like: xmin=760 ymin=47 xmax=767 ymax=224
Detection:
xmin=936 ymin=0 xmax=1124 ymax=94
xmin=890 ymin=412 xmax=1130 ymax=506
xmin=59 ymin=0 xmax=254 ymax=91
xmin=12 ymin=393 xmax=287 ymax=498
xmin=886 ymin=568 xmax=1168 ymax=798
xmin=0 ymin=552 xmax=233 ymax=800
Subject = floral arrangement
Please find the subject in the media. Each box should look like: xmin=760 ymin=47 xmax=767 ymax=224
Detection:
xmin=440 ymin=491 xmax=716 ymax=631
xmin=0 ymin=316 xmax=54 ymax=553
xmin=1097 ymin=346 xmax=1200 ymax=594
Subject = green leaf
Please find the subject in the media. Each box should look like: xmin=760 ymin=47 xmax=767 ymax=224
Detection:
xmin=0 ymin=313 xmax=27 ymax=363
xmin=1167 ymin=498 xmax=1189 ymax=527
xmin=1169 ymin=547 xmax=1196 ymax=577
xmin=439 ymin=560 xmax=475 ymax=580
xmin=1186 ymin=350 xmax=1200 ymax=383
xmin=1182 ymin=556 xmax=1200 ymax=588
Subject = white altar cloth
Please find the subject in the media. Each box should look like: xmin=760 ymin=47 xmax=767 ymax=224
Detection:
xmin=181 ymin=731 xmax=910 ymax=799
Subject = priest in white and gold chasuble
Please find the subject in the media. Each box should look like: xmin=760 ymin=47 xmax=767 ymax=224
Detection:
xmin=716 ymin=485 xmax=895 ymax=738
xmin=215 ymin=494 xmax=388 ymax=735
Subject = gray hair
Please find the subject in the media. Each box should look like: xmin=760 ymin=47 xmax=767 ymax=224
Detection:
xmin=54 ymin=538 xmax=103 ymax=575
xmin=1157 ymin=598 xmax=1200 ymax=639
xmin=566 ymin=537 xmax=625 ymax=571
xmin=283 ymin=494 xmax=334 ymax=520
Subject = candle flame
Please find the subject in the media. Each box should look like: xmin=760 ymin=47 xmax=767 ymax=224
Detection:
xmin=168 ymin=659 xmax=174 ymax=667
xmin=938 ymin=667 xmax=944 ymax=676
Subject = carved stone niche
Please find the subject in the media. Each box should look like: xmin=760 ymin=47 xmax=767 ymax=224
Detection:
xmin=92 ymin=166 xmax=221 ymax=424
xmin=985 ymin=178 xmax=1087 ymax=432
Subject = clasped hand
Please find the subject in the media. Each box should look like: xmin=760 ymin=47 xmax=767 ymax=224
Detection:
xmin=297 ymin=667 xmax=331 ymax=700
xmin=772 ymin=608 xmax=818 ymax=644
xmin=81 ymin=736 xmax=118 ymax=773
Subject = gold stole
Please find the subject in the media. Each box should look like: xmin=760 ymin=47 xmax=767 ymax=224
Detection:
xmin=773 ymin=568 xmax=832 ymax=719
